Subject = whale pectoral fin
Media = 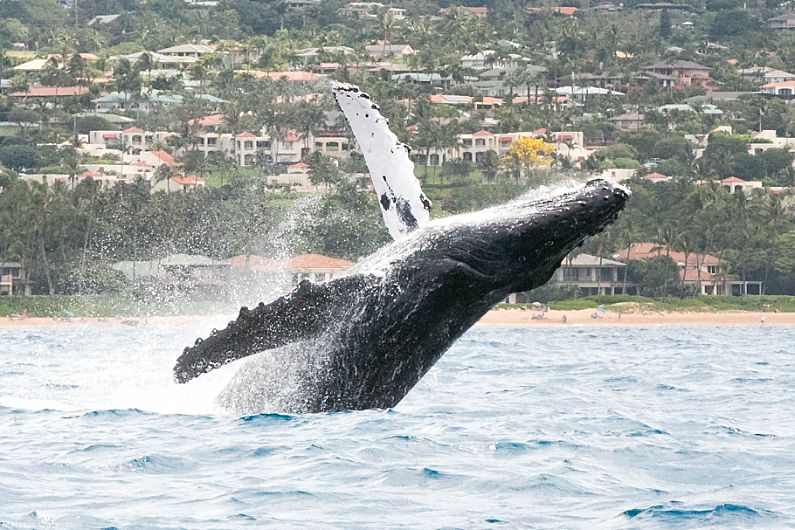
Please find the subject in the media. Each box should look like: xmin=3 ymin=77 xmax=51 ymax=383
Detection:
xmin=173 ymin=274 xmax=373 ymax=383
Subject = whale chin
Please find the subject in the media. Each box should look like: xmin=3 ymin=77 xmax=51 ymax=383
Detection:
xmin=174 ymin=179 xmax=629 ymax=413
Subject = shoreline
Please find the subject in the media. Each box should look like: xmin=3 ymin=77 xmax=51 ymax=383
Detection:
xmin=479 ymin=308 xmax=793 ymax=326
xmin=0 ymin=308 xmax=792 ymax=328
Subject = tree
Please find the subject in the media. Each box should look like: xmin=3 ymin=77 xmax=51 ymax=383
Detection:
xmin=659 ymin=9 xmax=671 ymax=39
xmin=0 ymin=145 xmax=40 ymax=172
xmin=307 ymin=151 xmax=342 ymax=189
xmin=507 ymin=137 xmax=554 ymax=180
xmin=628 ymin=256 xmax=680 ymax=297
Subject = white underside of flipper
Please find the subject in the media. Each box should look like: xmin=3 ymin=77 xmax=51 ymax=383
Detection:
xmin=332 ymin=82 xmax=431 ymax=239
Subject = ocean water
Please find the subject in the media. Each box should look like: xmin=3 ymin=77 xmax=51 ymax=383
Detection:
xmin=1 ymin=321 xmax=794 ymax=529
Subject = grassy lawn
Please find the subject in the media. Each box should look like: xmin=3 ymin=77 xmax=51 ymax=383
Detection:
xmin=415 ymin=165 xmax=482 ymax=187
xmin=0 ymin=126 xmax=19 ymax=137
xmin=0 ymin=293 xmax=237 ymax=318
xmin=502 ymin=295 xmax=795 ymax=313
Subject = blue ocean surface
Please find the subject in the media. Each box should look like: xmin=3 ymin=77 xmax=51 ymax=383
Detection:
xmin=1 ymin=321 xmax=794 ymax=529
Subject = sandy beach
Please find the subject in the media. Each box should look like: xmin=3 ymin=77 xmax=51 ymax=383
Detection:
xmin=479 ymin=307 xmax=795 ymax=326
xmin=1 ymin=308 xmax=793 ymax=328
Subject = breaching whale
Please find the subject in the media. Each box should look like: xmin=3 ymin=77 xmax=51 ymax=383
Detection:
xmin=174 ymin=179 xmax=629 ymax=413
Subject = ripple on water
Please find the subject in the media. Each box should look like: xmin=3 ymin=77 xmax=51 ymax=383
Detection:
xmin=1 ymin=324 xmax=794 ymax=527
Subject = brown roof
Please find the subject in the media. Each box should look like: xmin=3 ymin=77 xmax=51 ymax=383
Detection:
xmin=152 ymin=151 xmax=180 ymax=166
xmin=227 ymin=254 xmax=354 ymax=271
xmin=617 ymin=242 xmax=721 ymax=266
xmin=10 ymin=86 xmax=89 ymax=97
xmin=643 ymin=172 xmax=670 ymax=180
xmin=194 ymin=114 xmax=225 ymax=126
xmin=287 ymin=254 xmax=354 ymax=269
xmin=171 ymin=174 xmax=202 ymax=186
xmin=720 ymin=176 xmax=746 ymax=184
xmin=257 ymin=71 xmax=318 ymax=82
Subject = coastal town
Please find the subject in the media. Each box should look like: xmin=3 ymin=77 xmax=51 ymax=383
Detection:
xmin=2 ymin=0 xmax=795 ymax=308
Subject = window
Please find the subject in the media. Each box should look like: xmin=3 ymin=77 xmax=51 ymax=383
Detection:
xmin=244 ymin=141 xmax=253 ymax=149
xmin=707 ymin=265 xmax=717 ymax=274
xmin=282 ymin=142 xmax=293 ymax=150
xmin=563 ymin=268 xmax=577 ymax=281
xmin=475 ymin=138 xmax=485 ymax=147
xmin=314 ymin=272 xmax=326 ymax=282
xmin=601 ymin=267 xmax=613 ymax=281
xmin=207 ymin=137 xmax=217 ymax=146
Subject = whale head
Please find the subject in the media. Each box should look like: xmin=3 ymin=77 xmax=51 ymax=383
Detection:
xmin=425 ymin=179 xmax=630 ymax=297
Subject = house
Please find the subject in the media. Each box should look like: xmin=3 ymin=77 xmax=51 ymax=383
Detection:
xmin=642 ymin=60 xmax=712 ymax=88
xmin=226 ymin=253 xmax=354 ymax=292
xmin=429 ymin=94 xmax=474 ymax=106
xmin=112 ymin=254 xmax=228 ymax=292
xmin=391 ymin=72 xmax=455 ymax=87
xmin=747 ymin=129 xmax=795 ymax=155
xmin=441 ymin=6 xmax=488 ymax=16
xmin=157 ymin=44 xmax=216 ymax=58
xmin=615 ymin=243 xmax=762 ymax=295
xmin=0 ymin=262 xmax=32 ymax=296
xmin=364 ymin=42 xmax=415 ymax=59
xmin=759 ymin=80 xmax=795 ymax=98
xmin=719 ymin=176 xmax=763 ymax=194
xmin=608 ymin=112 xmax=647 ymax=131
xmin=341 ymin=2 xmax=405 ymax=20
xmin=117 ymin=51 xmax=197 ymax=71
xmin=739 ymin=66 xmax=795 ymax=85
xmin=254 ymin=70 xmax=320 ymax=83
xmin=88 ymin=14 xmax=122 ymax=25
xmin=474 ymin=97 xmax=504 ymax=110
xmin=93 ymin=91 xmax=183 ymax=113
xmin=150 ymin=173 xmax=205 ymax=193
xmin=642 ymin=172 xmax=672 ymax=183
xmin=9 ymin=86 xmax=90 ymax=99
xmin=538 ymin=253 xmax=632 ymax=297
xmin=768 ymin=13 xmax=795 ymax=30
xmin=313 ymin=133 xmax=351 ymax=159
xmin=286 ymin=0 xmax=322 ymax=10
xmin=527 ymin=6 xmax=578 ymax=16
xmin=120 ymin=129 xmax=179 ymax=153
xmin=417 ymin=129 xmax=590 ymax=167
xmin=12 ymin=58 xmax=50 ymax=71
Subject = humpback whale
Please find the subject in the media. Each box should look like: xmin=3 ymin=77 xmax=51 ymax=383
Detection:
xmin=175 ymin=179 xmax=629 ymax=413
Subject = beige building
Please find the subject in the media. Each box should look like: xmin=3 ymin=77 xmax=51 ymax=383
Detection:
xmin=1 ymin=262 xmax=32 ymax=296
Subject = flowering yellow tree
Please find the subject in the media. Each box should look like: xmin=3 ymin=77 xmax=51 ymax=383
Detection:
xmin=507 ymin=136 xmax=555 ymax=179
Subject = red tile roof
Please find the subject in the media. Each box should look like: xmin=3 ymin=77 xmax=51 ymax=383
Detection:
xmin=616 ymin=243 xmax=721 ymax=266
xmin=192 ymin=114 xmax=225 ymax=126
xmin=151 ymin=151 xmax=179 ymax=166
xmin=472 ymin=130 xmax=492 ymax=137
xmin=257 ymin=71 xmax=318 ymax=82
xmin=720 ymin=176 xmax=746 ymax=184
xmin=10 ymin=86 xmax=90 ymax=97
xmin=236 ymin=131 xmax=256 ymax=138
xmin=226 ymin=254 xmax=354 ymax=271
xmin=226 ymin=255 xmax=281 ymax=270
xmin=643 ymin=172 xmax=670 ymax=180
xmin=287 ymin=254 xmax=354 ymax=270
xmin=123 ymin=127 xmax=144 ymax=133
xmin=171 ymin=174 xmax=202 ymax=186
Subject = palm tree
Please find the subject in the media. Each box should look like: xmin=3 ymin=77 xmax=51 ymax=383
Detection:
xmin=154 ymin=163 xmax=174 ymax=192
